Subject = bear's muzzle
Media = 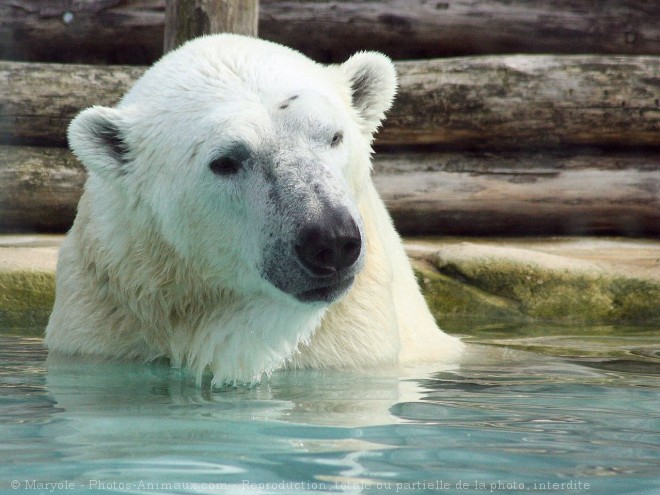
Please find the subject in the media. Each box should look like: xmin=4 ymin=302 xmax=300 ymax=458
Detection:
xmin=293 ymin=205 xmax=362 ymax=303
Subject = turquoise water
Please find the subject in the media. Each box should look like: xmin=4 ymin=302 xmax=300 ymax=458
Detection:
xmin=1 ymin=326 xmax=659 ymax=495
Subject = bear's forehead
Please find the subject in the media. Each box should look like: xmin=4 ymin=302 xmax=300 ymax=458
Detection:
xmin=214 ymin=90 xmax=343 ymax=148
xmin=122 ymin=36 xmax=344 ymax=112
xmin=117 ymin=35 xmax=352 ymax=149
xmin=123 ymin=71 xmax=345 ymax=140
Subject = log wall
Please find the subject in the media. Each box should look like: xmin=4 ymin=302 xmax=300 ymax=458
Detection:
xmin=0 ymin=1 xmax=658 ymax=237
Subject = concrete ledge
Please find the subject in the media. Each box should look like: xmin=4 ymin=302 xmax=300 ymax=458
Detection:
xmin=1 ymin=235 xmax=659 ymax=335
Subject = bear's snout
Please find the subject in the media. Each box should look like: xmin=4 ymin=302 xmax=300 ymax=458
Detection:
xmin=295 ymin=207 xmax=362 ymax=278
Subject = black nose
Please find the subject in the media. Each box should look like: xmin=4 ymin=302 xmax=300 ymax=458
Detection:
xmin=295 ymin=208 xmax=361 ymax=277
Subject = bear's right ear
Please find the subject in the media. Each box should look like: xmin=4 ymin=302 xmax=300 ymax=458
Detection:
xmin=68 ymin=106 xmax=130 ymax=178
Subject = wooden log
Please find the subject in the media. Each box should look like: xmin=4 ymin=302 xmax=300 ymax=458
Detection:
xmin=164 ymin=0 xmax=258 ymax=53
xmin=1 ymin=145 xmax=658 ymax=236
xmin=379 ymin=55 xmax=660 ymax=148
xmin=1 ymin=1 xmax=659 ymax=65
xmin=2 ymin=56 xmax=659 ymax=149
xmin=0 ymin=1 xmax=165 ymax=65
xmin=0 ymin=146 xmax=85 ymax=232
xmin=372 ymin=150 xmax=660 ymax=236
xmin=260 ymin=0 xmax=660 ymax=62
xmin=0 ymin=62 xmax=144 ymax=146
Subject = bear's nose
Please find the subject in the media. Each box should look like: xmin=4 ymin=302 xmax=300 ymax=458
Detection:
xmin=295 ymin=208 xmax=361 ymax=277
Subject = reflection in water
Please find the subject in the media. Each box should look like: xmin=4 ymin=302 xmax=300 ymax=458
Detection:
xmin=1 ymin=333 xmax=659 ymax=494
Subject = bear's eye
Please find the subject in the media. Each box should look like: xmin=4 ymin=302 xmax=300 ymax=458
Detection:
xmin=331 ymin=131 xmax=344 ymax=148
xmin=209 ymin=156 xmax=241 ymax=176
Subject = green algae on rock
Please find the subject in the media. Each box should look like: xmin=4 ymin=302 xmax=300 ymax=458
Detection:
xmin=419 ymin=242 xmax=660 ymax=325
xmin=0 ymin=271 xmax=54 ymax=335
xmin=0 ymin=237 xmax=59 ymax=335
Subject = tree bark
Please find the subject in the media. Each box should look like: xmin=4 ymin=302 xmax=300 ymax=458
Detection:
xmin=163 ymin=0 xmax=258 ymax=53
xmin=2 ymin=56 xmax=659 ymax=149
xmin=1 ymin=1 xmax=659 ymax=65
xmin=2 ymin=145 xmax=658 ymax=236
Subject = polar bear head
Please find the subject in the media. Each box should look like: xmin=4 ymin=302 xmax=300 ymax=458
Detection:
xmin=67 ymin=35 xmax=397 ymax=307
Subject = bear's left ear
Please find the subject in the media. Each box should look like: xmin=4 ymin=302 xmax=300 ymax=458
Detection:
xmin=341 ymin=52 xmax=398 ymax=135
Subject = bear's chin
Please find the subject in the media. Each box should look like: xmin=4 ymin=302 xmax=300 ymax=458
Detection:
xmin=294 ymin=276 xmax=355 ymax=304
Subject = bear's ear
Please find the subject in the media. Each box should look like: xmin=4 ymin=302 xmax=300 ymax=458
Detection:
xmin=341 ymin=52 xmax=398 ymax=135
xmin=68 ymin=106 xmax=130 ymax=178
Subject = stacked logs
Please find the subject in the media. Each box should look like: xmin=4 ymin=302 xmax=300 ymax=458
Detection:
xmin=0 ymin=1 xmax=659 ymax=236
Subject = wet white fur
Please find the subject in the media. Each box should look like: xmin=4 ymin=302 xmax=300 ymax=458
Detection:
xmin=45 ymin=35 xmax=463 ymax=385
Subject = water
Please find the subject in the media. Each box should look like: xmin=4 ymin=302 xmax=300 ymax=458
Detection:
xmin=1 ymin=324 xmax=659 ymax=495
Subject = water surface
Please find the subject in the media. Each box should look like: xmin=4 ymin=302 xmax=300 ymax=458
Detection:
xmin=1 ymin=324 xmax=659 ymax=494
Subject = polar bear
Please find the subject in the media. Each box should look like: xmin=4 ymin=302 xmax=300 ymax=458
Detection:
xmin=45 ymin=34 xmax=463 ymax=385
